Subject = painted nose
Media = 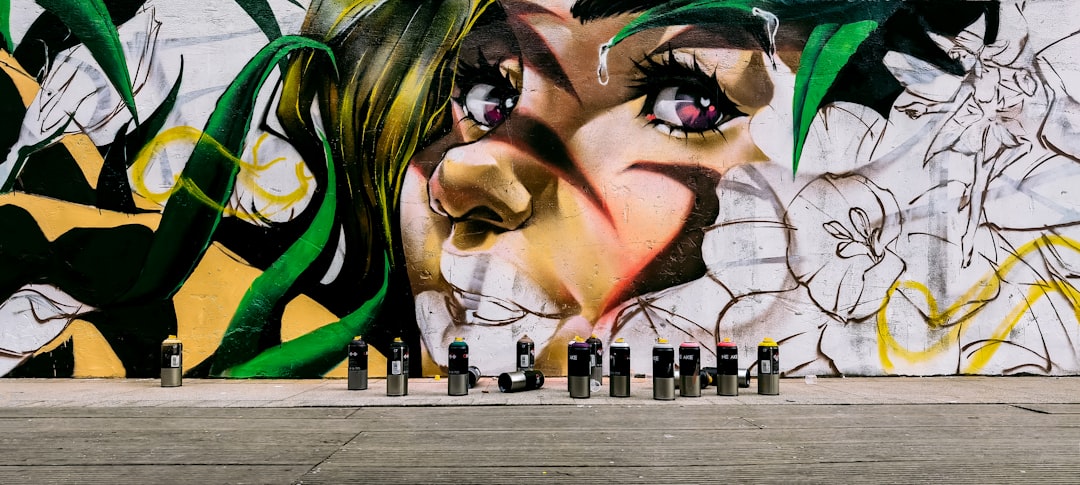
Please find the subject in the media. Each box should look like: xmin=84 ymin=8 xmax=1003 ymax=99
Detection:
xmin=428 ymin=143 xmax=532 ymax=231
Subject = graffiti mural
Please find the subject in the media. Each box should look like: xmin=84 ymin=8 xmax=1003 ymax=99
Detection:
xmin=2 ymin=0 xmax=1079 ymax=379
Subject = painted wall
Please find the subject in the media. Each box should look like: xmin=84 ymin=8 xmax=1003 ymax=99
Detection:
xmin=2 ymin=0 xmax=1079 ymax=379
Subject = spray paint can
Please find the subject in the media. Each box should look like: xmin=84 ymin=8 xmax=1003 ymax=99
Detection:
xmin=717 ymin=338 xmax=738 ymax=396
xmin=387 ymin=337 xmax=409 ymax=396
xmin=609 ymin=338 xmax=630 ymax=397
xmin=160 ymin=335 xmax=182 ymax=387
xmin=517 ymin=335 xmax=535 ymax=371
xmin=567 ymin=336 xmax=582 ymax=392
xmin=679 ymin=342 xmax=701 ymax=397
xmin=586 ymin=334 xmax=603 ymax=389
xmin=468 ymin=366 xmax=482 ymax=388
xmin=347 ymin=336 xmax=368 ymax=390
xmin=568 ymin=340 xmax=592 ymax=398
xmin=653 ymin=339 xmax=675 ymax=400
xmin=498 ymin=370 xmax=545 ymax=392
xmin=757 ymin=337 xmax=779 ymax=395
xmin=448 ymin=337 xmax=469 ymax=396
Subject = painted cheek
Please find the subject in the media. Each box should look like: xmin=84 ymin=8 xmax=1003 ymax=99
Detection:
xmin=400 ymin=163 xmax=447 ymax=293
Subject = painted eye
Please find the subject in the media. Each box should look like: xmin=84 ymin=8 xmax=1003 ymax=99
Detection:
xmin=651 ymin=86 xmax=723 ymax=132
xmin=632 ymin=51 xmax=747 ymax=137
xmin=462 ymin=83 xmax=518 ymax=129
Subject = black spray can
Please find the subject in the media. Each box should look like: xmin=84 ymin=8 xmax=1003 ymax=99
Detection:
xmin=448 ymin=337 xmax=469 ymax=396
xmin=347 ymin=336 xmax=368 ymax=390
xmin=609 ymin=338 xmax=630 ymax=397
xmin=568 ymin=340 xmax=592 ymax=398
xmin=517 ymin=335 xmax=535 ymax=371
xmin=679 ymin=342 xmax=701 ymax=397
xmin=498 ymin=370 xmax=545 ymax=392
xmin=757 ymin=337 xmax=779 ymax=395
xmin=468 ymin=366 xmax=482 ymax=388
xmin=387 ymin=337 xmax=409 ymax=396
xmin=586 ymin=334 xmax=603 ymax=389
xmin=653 ymin=339 xmax=675 ymax=400
xmin=717 ymin=338 xmax=738 ymax=396
xmin=160 ymin=335 xmax=182 ymax=387
xmin=567 ymin=336 xmax=582 ymax=392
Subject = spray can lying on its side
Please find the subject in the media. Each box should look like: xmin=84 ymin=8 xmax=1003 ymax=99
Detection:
xmin=717 ymin=338 xmax=737 ymax=396
xmin=498 ymin=370 xmax=545 ymax=392
xmin=609 ymin=338 xmax=630 ymax=397
xmin=653 ymin=339 xmax=675 ymax=400
xmin=679 ymin=342 xmax=701 ymax=397
xmin=448 ymin=337 xmax=469 ymax=396
xmin=161 ymin=335 xmax=182 ymax=388
xmin=468 ymin=366 xmax=482 ymax=388
xmin=758 ymin=337 xmax=779 ymax=395
xmin=387 ymin=337 xmax=410 ymax=396
xmin=348 ymin=336 xmax=368 ymax=390
xmin=568 ymin=340 xmax=592 ymax=398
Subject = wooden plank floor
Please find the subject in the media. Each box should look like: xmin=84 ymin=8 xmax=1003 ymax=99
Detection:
xmin=1 ymin=404 xmax=1078 ymax=484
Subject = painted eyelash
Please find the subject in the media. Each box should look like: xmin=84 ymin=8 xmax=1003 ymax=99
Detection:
xmin=629 ymin=49 xmax=746 ymax=136
xmin=453 ymin=52 xmax=518 ymax=104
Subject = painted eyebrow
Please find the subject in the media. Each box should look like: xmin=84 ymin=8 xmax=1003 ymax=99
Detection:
xmin=505 ymin=11 xmax=581 ymax=102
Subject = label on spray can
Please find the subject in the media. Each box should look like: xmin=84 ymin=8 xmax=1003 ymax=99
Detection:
xmin=653 ymin=345 xmax=674 ymax=378
xmin=161 ymin=342 xmax=182 ymax=368
xmin=610 ymin=342 xmax=630 ymax=377
xmin=449 ymin=338 xmax=469 ymax=375
xmin=348 ymin=338 xmax=368 ymax=371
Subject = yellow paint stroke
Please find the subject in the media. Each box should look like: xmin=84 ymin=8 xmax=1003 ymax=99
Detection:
xmin=130 ymin=127 xmax=311 ymax=221
xmin=877 ymin=234 xmax=1080 ymax=373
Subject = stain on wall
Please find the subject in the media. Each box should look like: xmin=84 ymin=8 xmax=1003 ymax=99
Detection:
xmin=1 ymin=0 xmax=1078 ymax=379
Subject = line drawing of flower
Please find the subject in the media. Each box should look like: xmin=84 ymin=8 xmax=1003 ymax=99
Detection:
xmin=785 ymin=173 xmax=906 ymax=323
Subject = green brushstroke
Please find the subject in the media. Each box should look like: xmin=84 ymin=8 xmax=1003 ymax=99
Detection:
xmin=37 ymin=0 xmax=138 ymax=123
xmin=120 ymin=36 xmax=333 ymax=303
xmin=1 ymin=0 xmax=11 ymax=52
xmin=1 ymin=117 xmax=72 ymax=193
xmin=211 ymin=125 xmax=339 ymax=376
xmin=791 ymin=20 xmax=877 ymax=174
xmin=233 ymin=0 xmax=282 ymax=41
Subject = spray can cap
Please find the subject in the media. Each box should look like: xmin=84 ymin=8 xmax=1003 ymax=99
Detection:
xmin=657 ymin=338 xmax=668 ymax=344
xmin=615 ymin=338 xmax=625 ymax=343
xmin=353 ymin=335 xmax=363 ymax=341
xmin=718 ymin=338 xmax=736 ymax=347
xmin=168 ymin=335 xmax=177 ymax=340
xmin=454 ymin=337 xmax=464 ymax=342
xmin=393 ymin=337 xmax=403 ymax=343
xmin=680 ymin=341 xmax=699 ymax=348
xmin=759 ymin=337 xmax=778 ymax=347
xmin=574 ymin=336 xmax=584 ymax=342
xmin=519 ymin=334 xmax=533 ymax=343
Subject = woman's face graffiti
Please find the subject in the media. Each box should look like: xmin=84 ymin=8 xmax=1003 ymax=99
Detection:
xmin=401 ymin=0 xmax=778 ymax=372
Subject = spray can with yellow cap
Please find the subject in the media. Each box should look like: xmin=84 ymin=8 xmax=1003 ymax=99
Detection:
xmin=348 ymin=336 xmax=368 ymax=390
xmin=609 ymin=338 xmax=630 ymax=397
xmin=757 ymin=337 xmax=779 ymax=395
xmin=716 ymin=338 xmax=738 ymax=396
xmin=568 ymin=340 xmax=592 ymax=398
xmin=653 ymin=338 xmax=675 ymax=400
xmin=160 ymin=335 xmax=182 ymax=387
xmin=448 ymin=337 xmax=470 ymax=396
xmin=387 ymin=337 xmax=409 ymax=396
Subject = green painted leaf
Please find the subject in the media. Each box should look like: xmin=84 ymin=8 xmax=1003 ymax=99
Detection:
xmin=791 ymin=20 xmax=877 ymax=174
xmin=1 ymin=0 xmax=11 ymax=52
xmin=120 ymin=36 xmax=334 ymax=303
xmin=1 ymin=116 xmax=72 ymax=193
xmin=36 ymin=0 xmax=137 ymax=123
xmin=607 ymin=0 xmax=755 ymax=48
xmin=211 ymin=125 xmax=339 ymax=376
xmin=220 ymin=257 xmax=389 ymax=378
xmin=233 ymin=0 xmax=281 ymax=41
